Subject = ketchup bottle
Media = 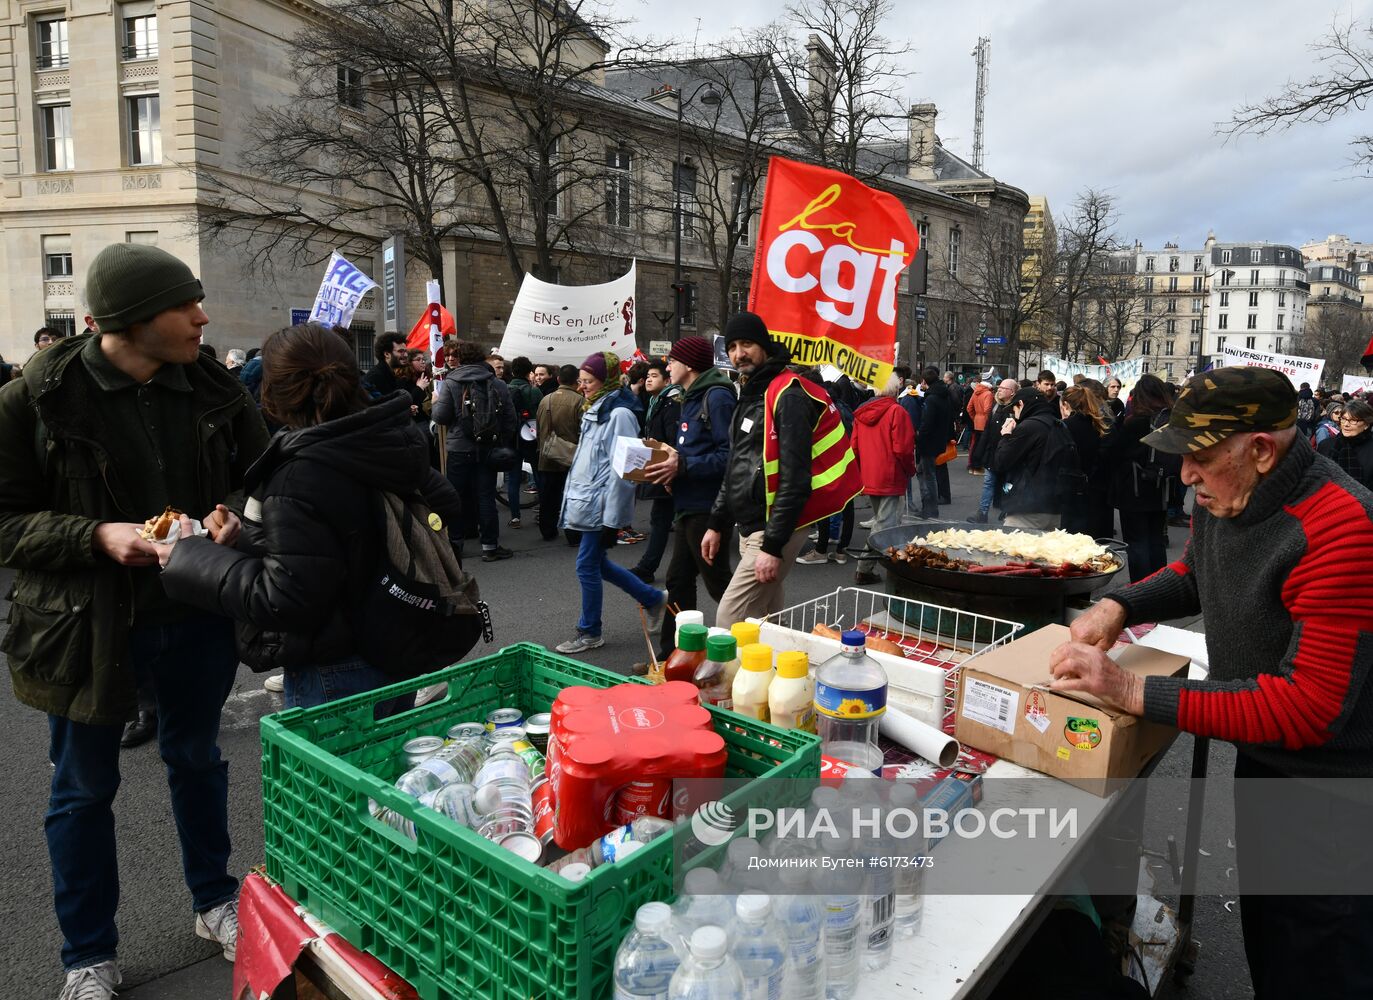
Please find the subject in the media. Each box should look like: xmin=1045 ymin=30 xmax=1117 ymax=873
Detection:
xmin=664 ymin=624 xmax=709 ymax=683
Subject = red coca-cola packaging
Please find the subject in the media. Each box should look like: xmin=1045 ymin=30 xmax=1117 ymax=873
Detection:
xmin=550 ymin=682 xmax=727 ymax=849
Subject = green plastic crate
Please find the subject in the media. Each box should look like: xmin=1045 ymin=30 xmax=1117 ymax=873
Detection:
xmin=260 ymin=642 xmax=821 ymax=1000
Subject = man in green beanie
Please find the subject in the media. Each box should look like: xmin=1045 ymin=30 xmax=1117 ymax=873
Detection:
xmin=0 ymin=242 xmax=269 ymax=1000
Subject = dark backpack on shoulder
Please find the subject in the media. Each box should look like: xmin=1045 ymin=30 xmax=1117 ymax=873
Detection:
xmin=353 ymin=492 xmax=491 ymax=678
xmin=458 ymin=379 xmax=519 ymax=471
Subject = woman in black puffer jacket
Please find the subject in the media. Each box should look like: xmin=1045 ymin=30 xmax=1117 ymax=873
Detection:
xmin=159 ymin=323 xmax=462 ymax=718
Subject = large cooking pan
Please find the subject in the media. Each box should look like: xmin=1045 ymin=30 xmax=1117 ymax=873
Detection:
xmin=868 ymin=521 xmax=1127 ymax=597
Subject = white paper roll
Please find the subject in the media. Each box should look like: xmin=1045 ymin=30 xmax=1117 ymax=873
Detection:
xmin=879 ymin=704 xmax=960 ymax=768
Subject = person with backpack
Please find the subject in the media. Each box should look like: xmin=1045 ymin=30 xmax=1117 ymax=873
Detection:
xmin=1100 ymin=374 xmax=1177 ymax=581
xmin=555 ymin=351 xmax=664 ymax=654
xmin=506 ymin=356 xmax=544 ymax=529
xmin=988 ymin=385 xmax=1081 ymax=530
xmin=432 ymin=340 xmax=517 ymax=562
xmin=161 ymin=321 xmax=469 ymax=718
xmin=1295 ymin=383 xmax=1318 ymax=439
xmin=638 ymin=337 xmax=736 ymax=656
xmin=628 ymin=359 xmax=682 ymax=584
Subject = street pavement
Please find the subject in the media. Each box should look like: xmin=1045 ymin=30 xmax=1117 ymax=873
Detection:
xmin=0 ymin=457 xmax=1251 ymax=998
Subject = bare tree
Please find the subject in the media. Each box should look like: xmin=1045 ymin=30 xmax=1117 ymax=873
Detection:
xmin=1080 ymin=269 xmax=1148 ymax=363
xmin=775 ymin=0 xmax=911 ymax=178
xmin=1051 ymin=190 xmax=1122 ymax=359
xmin=1224 ymin=17 xmax=1373 ymax=170
xmin=1297 ymin=305 xmax=1373 ymax=383
xmin=949 ymin=215 xmax=1057 ymax=372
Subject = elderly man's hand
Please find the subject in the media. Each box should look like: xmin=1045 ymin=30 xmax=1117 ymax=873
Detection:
xmin=1069 ymin=597 xmax=1127 ymax=651
xmin=1049 ymin=641 xmax=1144 ymax=715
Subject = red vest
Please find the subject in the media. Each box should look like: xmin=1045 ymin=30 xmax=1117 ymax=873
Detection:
xmin=763 ymin=373 xmax=863 ymax=531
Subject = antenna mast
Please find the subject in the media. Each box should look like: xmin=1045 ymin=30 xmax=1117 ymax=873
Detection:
xmin=972 ymin=36 xmax=990 ymax=171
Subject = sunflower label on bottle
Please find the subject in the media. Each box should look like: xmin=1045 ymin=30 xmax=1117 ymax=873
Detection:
xmin=813 ymin=681 xmax=887 ymax=719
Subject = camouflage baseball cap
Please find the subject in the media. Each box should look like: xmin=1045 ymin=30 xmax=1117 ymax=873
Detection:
xmin=1142 ymin=366 xmax=1298 ymax=454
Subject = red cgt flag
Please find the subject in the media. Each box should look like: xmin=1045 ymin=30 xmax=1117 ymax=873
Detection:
xmin=748 ymin=156 xmax=919 ymax=388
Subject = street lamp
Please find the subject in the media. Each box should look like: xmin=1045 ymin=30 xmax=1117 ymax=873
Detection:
xmin=673 ymin=80 xmax=721 ymax=341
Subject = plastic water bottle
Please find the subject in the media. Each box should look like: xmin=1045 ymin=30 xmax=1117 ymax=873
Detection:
xmin=813 ymin=631 xmax=887 ymax=774
xmin=724 ymin=836 xmax=766 ymax=893
xmin=674 ymin=867 xmax=735 ymax=940
xmin=776 ymin=867 xmax=826 ymax=1000
xmin=613 ymin=901 xmax=685 ymax=999
xmin=730 ymin=894 xmax=789 ymax=1000
xmin=887 ymin=781 xmax=925 ymax=937
xmin=546 ymin=816 xmax=674 ymax=873
xmin=669 ymin=926 xmax=745 ymax=999
xmin=394 ymin=740 xmax=484 ymax=798
xmin=473 ymin=748 xmax=533 ymax=839
xmin=843 ymin=777 xmax=894 ymax=973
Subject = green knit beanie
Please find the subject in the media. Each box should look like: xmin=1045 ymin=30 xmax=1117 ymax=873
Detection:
xmin=85 ymin=244 xmax=204 ymax=332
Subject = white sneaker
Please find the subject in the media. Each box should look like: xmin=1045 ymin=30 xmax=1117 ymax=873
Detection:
xmin=195 ymin=897 xmax=238 ymax=961
xmin=643 ymin=592 xmax=669 ymax=635
xmin=263 ymin=673 xmax=285 ymax=693
xmin=414 ymin=683 xmax=448 ymax=707
xmin=556 ymin=634 xmax=605 ymax=654
xmin=795 ymin=549 xmax=829 ymax=565
xmin=58 ymin=961 xmax=121 ymax=1000
xmin=859 ymin=518 xmax=876 ymax=529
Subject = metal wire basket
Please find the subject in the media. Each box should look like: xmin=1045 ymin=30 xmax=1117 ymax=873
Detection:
xmin=764 ymin=586 xmax=1023 ymax=668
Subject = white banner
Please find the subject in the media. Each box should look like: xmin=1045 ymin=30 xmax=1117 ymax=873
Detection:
xmin=498 ymin=262 xmax=636 ymax=365
xmin=1042 ymin=355 xmax=1146 ymax=395
xmin=1342 ymin=374 xmax=1373 ymax=395
xmin=1218 ymin=345 xmax=1324 ymax=386
xmin=308 ymin=252 xmax=377 ymax=329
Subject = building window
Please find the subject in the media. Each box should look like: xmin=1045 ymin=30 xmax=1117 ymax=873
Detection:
xmin=1191 ymin=297 xmax=1202 ymax=312
xmin=1190 ymin=320 xmax=1201 ymax=336
xmin=948 ymin=228 xmax=960 ymax=276
xmin=917 ymin=219 xmax=929 ymax=251
xmin=604 ymin=146 xmax=631 ymax=228
xmin=1190 ymin=339 xmax=1199 ymax=354
xmin=1145 ymin=256 xmax=1155 ymax=272
xmin=1119 ymin=258 xmax=1130 ymax=272
xmin=43 ymin=239 xmax=72 ymax=278
xmin=36 ymin=18 xmax=68 ymax=69
xmin=1168 ymin=276 xmax=1179 ymax=292
xmin=1278 ymin=291 xmax=1286 ymax=308
xmin=1193 ymin=256 xmax=1202 ymax=271
xmin=1165 ymin=323 xmax=1175 ymax=337
xmin=1220 ymin=271 xmax=1232 ymax=287
xmin=674 ymin=162 xmax=698 ymax=238
xmin=1276 ymin=337 xmax=1283 ymax=352
xmin=40 ymin=103 xmax=73 ymax=171
xmin=1277 ymin=314 xmax=1285 ymax=331
xmin=1248 ymin=291 xmax=1258 ymax=308
xmin=1246 ymin=335 xmax=1256 ymax=349
xmin=336 ymin=66 xmax=363 ymax=109
xmin=1165 ymin=338 xmax=1175 ymax=353
xmin=1192 ymin=276 xmax=1202 ymax=291
xmin=1218 ymin=313 xmax=1229 ymax=330
xmin=731 ymin=174 xmax=752 ymax=246
xmin=1217 ymin=335 xmax=1227 ymax=350
xmin=681 ymin=281 xmax=697 ymax=327
xmin=1250 ymin=269 xmax=1260 ymax=285
xmin=45 ymin=311 xmax=76 ymax=338
xmin=1144 ymin=277 xmax=1154 ymax=292
xmin=1142 ymin=361 xmax=1150 ymax=374
xmin=1166 ymin=298 xmax=1177 ymax=313
xmin=1143 ymin=339 xmax=1153 ymax=355
xmin=127 ymin=95 xmax=160 ymax=165
xmin=1219 ymin=291 xmax=1229 ymax=307
xmin=125 ymin=230 xmax=157 ymax=244
xmin=1250 ymin=248 xmax=1261 ymax=263
xmin=1247 ymin=314 xmax=1257 ymax=330
xmin=1169 ymin=256 xmax=1179 ymax=272
xmin=122 ymin=13 xmax=158 ymax=60
xmin=1221 ymin=249 xmax=1232 ymax=264
xmin=1143 ymin=319 xmax=1153 ymax=334
xmin=1144 ymin=298 xmax=1153 ymax=314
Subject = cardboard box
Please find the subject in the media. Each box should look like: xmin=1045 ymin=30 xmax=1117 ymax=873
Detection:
xmin=611 ymin=436 xmax=670 ymax=482
xmin=954 ymin=624 xmax=1190 ymax=794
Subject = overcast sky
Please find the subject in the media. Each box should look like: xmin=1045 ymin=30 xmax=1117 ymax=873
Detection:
xmin=630 ymin=0 xmax=1373 ymax=252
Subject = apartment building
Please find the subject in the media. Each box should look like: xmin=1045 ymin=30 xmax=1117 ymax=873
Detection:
xmin=1204 ymin=238 xmax=1307 ymax=359
xmin=1134 ymin=242 xmax=1207 ymax=381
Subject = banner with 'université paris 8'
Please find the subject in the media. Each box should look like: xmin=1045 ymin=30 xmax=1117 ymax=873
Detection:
xmin=748 ymin=156 xmax=920 ymax=388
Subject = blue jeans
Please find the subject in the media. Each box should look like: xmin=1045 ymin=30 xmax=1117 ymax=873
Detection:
xmin=979 ymin=469 xmax=1003 ymax=515
xmin=46 ymin=613 xmax=239 ymax=971
xmin=284 ymin=656 xmax=416 ymax=721
xmin=575 ymin=530 xmax=662 ymax=637
xmin=505 ymin=469 xmax=522 ymax=519
xmin=916 ymin=457 xmax=939 ymax=515
xmin=446 ymin=459 xmax=499 ymax=550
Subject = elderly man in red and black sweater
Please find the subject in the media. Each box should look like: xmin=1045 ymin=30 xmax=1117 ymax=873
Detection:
xmin=1049 ymin=366 xmax=1373 ymax=999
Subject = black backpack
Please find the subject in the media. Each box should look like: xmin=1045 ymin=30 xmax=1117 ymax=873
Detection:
xmin=457 ymin=378 xmax=519 ymax=471
xmin=353 ymin=492 xmax=491 ymax=678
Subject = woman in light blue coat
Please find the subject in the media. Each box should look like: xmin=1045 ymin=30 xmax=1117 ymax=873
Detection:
xmin=556 ymin=352 xmax=667 ymax=654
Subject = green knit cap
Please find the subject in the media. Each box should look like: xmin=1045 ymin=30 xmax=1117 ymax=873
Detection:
xmin=85 ymin=244 xmax=204 ymax=332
